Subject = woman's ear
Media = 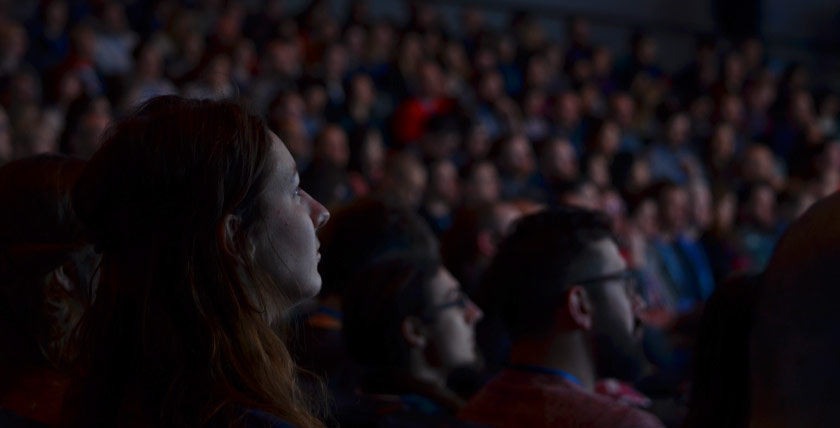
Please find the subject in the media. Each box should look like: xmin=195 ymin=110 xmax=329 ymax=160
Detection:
xmin=221 ymin=214 xmax=244 ymax=260
xmin=401 ymin=316 xmax=428 ymax=349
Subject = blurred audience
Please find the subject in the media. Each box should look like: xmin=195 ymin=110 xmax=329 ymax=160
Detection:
xmin=1 ymin=1 xmax=839 ymax=426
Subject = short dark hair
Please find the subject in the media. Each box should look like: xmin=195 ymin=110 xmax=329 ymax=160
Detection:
xmin=478 ymin=206 xmax=614 ymax=341
xmin=317 ymin=197 xmax=438 ymax=296
xmin=342 ymin=251 xmax=440 ymax=368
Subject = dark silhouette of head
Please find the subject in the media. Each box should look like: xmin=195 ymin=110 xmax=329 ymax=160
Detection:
xmin=750 ymin=192 xmax=840 ymax=428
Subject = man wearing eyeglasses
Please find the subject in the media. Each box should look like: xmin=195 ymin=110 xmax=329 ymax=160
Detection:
xmin=459 ymin=207 xmax=663 ymax=428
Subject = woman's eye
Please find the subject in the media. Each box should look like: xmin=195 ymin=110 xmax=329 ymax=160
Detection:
xmin=294 ymin=187 xmax=302 ymax=200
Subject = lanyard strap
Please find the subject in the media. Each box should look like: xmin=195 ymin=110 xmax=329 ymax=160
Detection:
xmin=508 ymin=364 xmax=584 ymax=387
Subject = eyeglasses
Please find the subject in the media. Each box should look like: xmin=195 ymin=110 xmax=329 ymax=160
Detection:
xmin=422 ymin=291 xmax=470 ymax=319
xmin=575 ymin=270 xmax=640 ymax=299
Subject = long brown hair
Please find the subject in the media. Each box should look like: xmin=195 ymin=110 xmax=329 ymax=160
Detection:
xmin=68 ymin=96 xmax=323 ymax=427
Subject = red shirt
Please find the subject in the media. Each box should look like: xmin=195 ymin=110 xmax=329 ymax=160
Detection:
xmin=458 ymin=369 xmax=664 ymax=428
xmin=391 ymin=97 xmax=454 ymax=145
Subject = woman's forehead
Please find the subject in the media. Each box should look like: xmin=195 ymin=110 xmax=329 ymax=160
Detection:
xmin=268 ymin=131 xmax=298 ymax=182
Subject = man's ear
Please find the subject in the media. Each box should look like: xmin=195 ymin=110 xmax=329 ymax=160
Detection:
xmin=564 ymin=285 xmax=594 ymax=331
xmin=221 ymin=214 xmax=245 ymax=260
xmin=401 ymin=316 xmax=428 ymax=348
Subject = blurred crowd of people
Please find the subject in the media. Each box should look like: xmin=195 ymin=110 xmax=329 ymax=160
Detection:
xmin=2 ymin=0 xmax=840 ymax=427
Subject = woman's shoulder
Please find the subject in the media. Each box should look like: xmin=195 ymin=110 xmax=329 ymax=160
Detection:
xmin=240 ymin=409 xmax=298 ymax=428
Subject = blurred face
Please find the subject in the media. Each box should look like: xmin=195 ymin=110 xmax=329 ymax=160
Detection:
xmin=691 ymin=185 xmax=713 ymax=231
xmin=317 ymin=126 xmax=349 ymax=168
xmin=743 ymin=146 xmax=775 ymax=182
xmin=469 ymin=162 xmax=500 ymax=204
xmin=424 ymin=268 xmax=483 ymax=370
xmin=630 ymin=158 xmax=651 ymax=190
xmin=557 ymin=93 xmax=582 ymax=126
xmin=711 ymin=125 xmax=736 ymax=162
xmin=633 ymin=199 xmax=659 ymax=238
xmin=542 ymin=139 xmax=578 ymax=181
xmin=611 ymin=94 xmax=635 ymax=127
xmin=581 ymin=239 xmax=646 ymax=381
xmin=586 ymin=155 xmax=610 ymax=189
xmin=253 ymin=133 xmax=330 ymax=305
xmin=667 ymin=114 xmax=690 ymax=146
xmin=350 ymin=74 xmax=375 ymax=106
xmin=505 ymin=136 xmax=536 ymax=177
xmin=430 ymin=161 xmax=459 ymax=204
xmin=596 ymin=122 xmax=621 ymax=156
xmin=661 ymin=187 xmax=689 ymax=233
xmin=715 ymin=193 xmax=736 ymax=232
xmin=749 ymin=186 xmax=776 ymax=228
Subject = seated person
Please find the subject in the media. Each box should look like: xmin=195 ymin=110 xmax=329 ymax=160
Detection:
xmin=340 ymin=248 xmax=484 ymax=426
xmin=291 ymin=197 xmax=439 ymax=394
xmin=459 ymin=207 xmax=664 ymax=428
xmin=749 ymin=192 xmax=840 ymax=427
xmin=0 ymin=155 xmax=96 ymax=427
xmin=64 ymin=96 xmax=330 ymax=427
xmin=683 ymin=274 xmax=759 ymax=428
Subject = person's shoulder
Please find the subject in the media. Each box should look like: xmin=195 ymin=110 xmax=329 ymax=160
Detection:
xmin=241 ymin=409 xmax=298 ymax=428
xmin=460 ymin=371 xmax=663 ymax=428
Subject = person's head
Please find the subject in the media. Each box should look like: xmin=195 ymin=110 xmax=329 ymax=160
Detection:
xmin=688 ymin=181 xmax=713 ymax=232
xmin=494 ymin=134 xmax=536 ymax=179
xmin=632 ymin=32 xmax=657 ymax=65
xmin=555 ymin=91 xmax=582 ymax=127
xmin=609 ymin=92 xmax=636 ymax=128
xmin=540 ymin=137 xmax=578 ymax=183
xmin=347 ymin=127 xmax=385 ymax=181
xmin=583 ymin=153 xmax=611 ymax=190
xmin=69 ymin=96 xmax=328 ymax=426
xmin=739 ymin=182 xmax=776 ymax=229
xmin=381 ymin=152 xmax=427 ymax=210
xmin=482 ymin=208 xmax=646 ymax=381
xmin=418 ymin=60 xmax=445 ymax=99
xmin=557 ymin=179 xmax=601 ymax=211
xmin=750 ymin=192 xmax=840 ymax=427
xmin=462 ymin=160 xmax=500 ymax=205
xmin=317 ymin=197 xmax=439 ymax=299
xmin=741 ymin=144 xmax=777 ymax=184
xmin=0 ymin=155 xmax=95 ymax=382
xmin=313 ymin=124 xmax=349 ymax=168
xmin=627 ymin=193 xmax=659 ymax=239
xmin=655 ymin=181 xmax=690 ymax=236
xmin=718 ymin=93 xmax=745 ymax=125
xmin=709 ymin=122 xmax=736 ymax=164
xmin=588 ymin=119 xmax=621 ymax=158
xmin=441 ymin=202 xmax=522 ymax=291
xmin=426 ymin=159 xmax=460 ymax=206
xmin=665 ymin=112 xmax=691 ymax=147
xmin=342 ymin=252 xmax=483 ymax=383
xmin=420 ymin=114 xmax=461 ymax=161
xmin=610 ymin=153 xmax=650 ymax=195
xmin=711 ymin=184 xmax=737 ymax=234
xmin=347 ymin=73 xmax=376 ymax=108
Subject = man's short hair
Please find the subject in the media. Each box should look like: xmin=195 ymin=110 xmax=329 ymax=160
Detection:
xmin=478 ymin=206 xmax=614 ymax=341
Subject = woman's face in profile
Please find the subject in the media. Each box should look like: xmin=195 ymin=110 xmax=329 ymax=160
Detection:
xmin=252 ymin=132 xmax=330 ymax=305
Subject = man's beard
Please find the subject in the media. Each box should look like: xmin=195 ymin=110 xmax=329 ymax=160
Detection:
xmin=591 ymin=317 xmax=647 ymax=382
